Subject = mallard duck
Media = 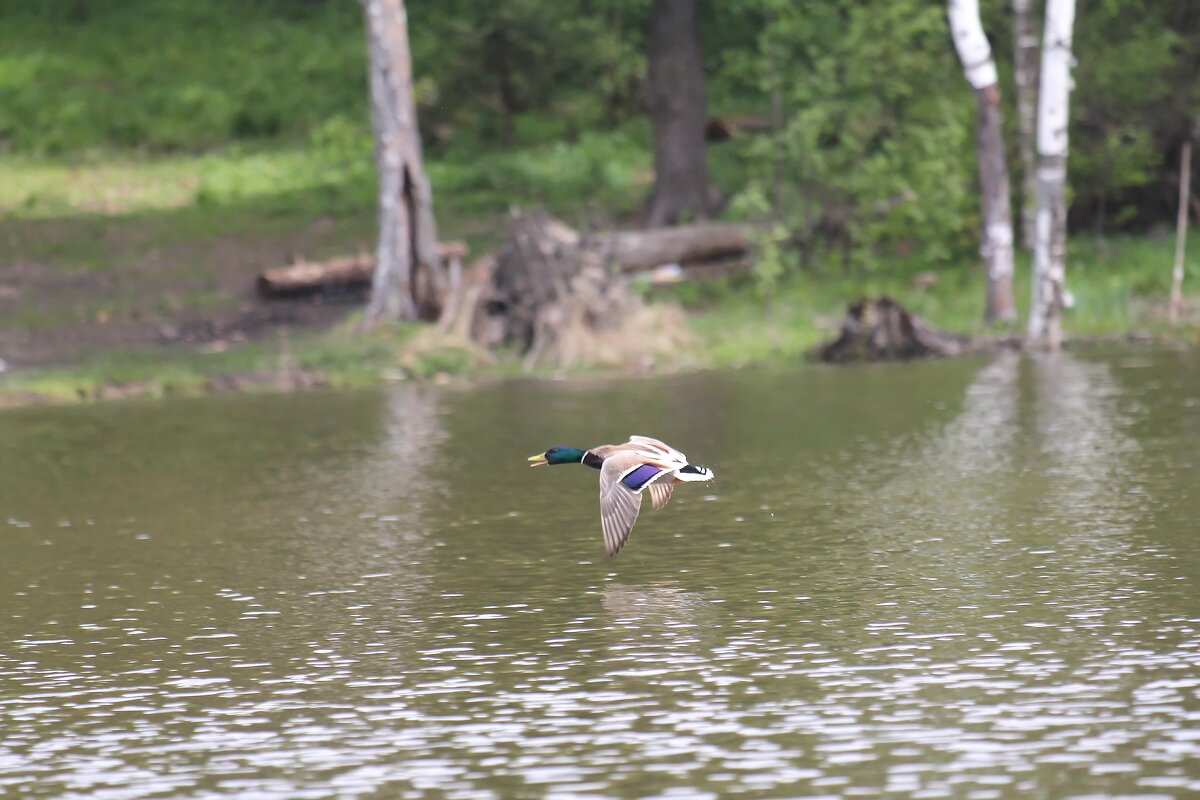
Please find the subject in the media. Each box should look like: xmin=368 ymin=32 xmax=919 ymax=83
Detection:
xmin=528 ymin=435 xmax=714 ymax=557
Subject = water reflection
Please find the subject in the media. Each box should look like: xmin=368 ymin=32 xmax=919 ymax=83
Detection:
xmin=1029 ymin=351 xmax=1142 ymax=535
xmin=2 ymin=352 xmax=1199 ymax=798
xmin=869 ymin=349 xmax=1023 ymax=536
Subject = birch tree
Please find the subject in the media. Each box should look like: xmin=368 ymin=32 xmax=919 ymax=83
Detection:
xmin=1169 ymin=136 xmax=1192 ymax=323
xmin=362 ymin=0 xmax=443 ymax=324
xmin=1027 ymin=0 xmax=1077 ymax=349
xmin=948 ymin=0 xmax=1015 ymax=324
xmin=645 ymin=0 xmax=714 ymax=226
xmin=1012 ymin=0 xmax=1039 ymax=251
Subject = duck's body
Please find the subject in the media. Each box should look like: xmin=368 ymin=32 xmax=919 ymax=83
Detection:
xmin=528 ymin=435 xmax=714 ymax=556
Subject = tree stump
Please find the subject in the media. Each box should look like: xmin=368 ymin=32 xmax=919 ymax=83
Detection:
xmin=815 ymin=297 xmax=973 ymax=362
xmin=435 ymin=210 xmax=705 ymax=370
xmin=489 ymin=210 xmax=639 ymax=368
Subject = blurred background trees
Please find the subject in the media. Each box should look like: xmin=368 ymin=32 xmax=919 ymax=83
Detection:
xmin=644 ymin=0 xmax=716 ymax=226
xmin=361 ymin=0 xmax=443 ymax=323
xmin=949 ymin=0 xmax=1015 ymax=325
xmin=0 ymin=0 xmax=1195 ymax=279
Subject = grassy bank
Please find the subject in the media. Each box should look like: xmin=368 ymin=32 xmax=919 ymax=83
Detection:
xmin=0 ymin=129 xmax=656 ymax=373
xmin=2 ymin=127 xmax=1197 ymax=410
xmin=3 ymin=227 xmax=1196 ymax=410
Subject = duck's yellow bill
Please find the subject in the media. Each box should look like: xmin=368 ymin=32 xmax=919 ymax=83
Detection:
xmin=527 ymin=453 xmax=548 ymax=467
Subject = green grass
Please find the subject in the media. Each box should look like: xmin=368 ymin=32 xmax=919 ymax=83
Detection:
xmin=0 ymin=0 xmax=367 ymax=155
xmin=679 ymin=231 xmax=1200 ymax=368
xmin=0 ymin=318 xmax=495 ymax=405
xmin=0 ymin=148 xmax=363 ymax=220
xmin=0 ymin=121 xmax=652 ymax=262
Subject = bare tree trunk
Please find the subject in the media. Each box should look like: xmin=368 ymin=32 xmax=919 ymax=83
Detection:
xmin=948 ymin=0 xmax=1015 ymax=324
xmin=1169 ymin=139 xmax=1192 ymax=322
xmin=645 ymin=0 xmax=714 ymax=227
xmin=362 ymin=0 xmax=443 ymax=324
xmin=1012 ymin=0 xmax=1040 ymax=252
xmin=1027 ymin=0 xmax=1077 ymax=350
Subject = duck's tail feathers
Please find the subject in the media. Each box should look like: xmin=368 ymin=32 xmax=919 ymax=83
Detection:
xmin=675 ymin=464 xmax=714 ymax=482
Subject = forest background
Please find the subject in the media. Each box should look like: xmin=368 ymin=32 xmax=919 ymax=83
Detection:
xmin=0 ymin=0 xmax=1196 ymax=402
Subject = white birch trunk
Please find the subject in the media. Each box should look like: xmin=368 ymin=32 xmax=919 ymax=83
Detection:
xmin=1012 ymin=0 xmax=1040 ymax=251
xmin=948 ymin=0 xmax=1015 ymax=324
xmin=1027 ymin=0 xmax=1076 ymax=349
xmin=1169 ymin=140 xmax=1191 ymax=322
xmin=362 ymin=0 xmax=443 ymax=324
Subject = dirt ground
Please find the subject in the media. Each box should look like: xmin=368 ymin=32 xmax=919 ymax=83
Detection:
xmin=0 ymin=213 xmax=374 ymax=368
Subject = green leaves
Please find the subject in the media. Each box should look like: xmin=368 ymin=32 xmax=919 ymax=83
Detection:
xmin=724 ymin=0 xmax=977 ymax=274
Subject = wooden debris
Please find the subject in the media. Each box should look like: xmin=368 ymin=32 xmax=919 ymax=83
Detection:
xmin=440 ymin=210 xmax=704 ymax=369
xmin=256 ymin=253 xmax=374 ymax=298
xmin=256 ymin=242 xmax=468 ymax=299
xmin=488 ymin=210 xmax=633 ymax=368
xmin=814 ymin=296 xmax=975 ymax=362
xmin=598 ymin=223 xmax=752 ymax=273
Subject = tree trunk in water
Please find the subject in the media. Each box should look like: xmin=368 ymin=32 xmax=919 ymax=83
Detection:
xmin=362 ymin=0 xmax=443 ymax=324
xmin=948 ymin=0 xmax=1015 ymax=324
xmin=1027 ymin=0 xmax=1077 ymax=350
xmin=1012 ymin=0 xmax=1040 ymax=252
xmin=645 ymin=0 xmax=713 ymax=227
xmin=1169 ymin=139 xmax=1192 ymax=323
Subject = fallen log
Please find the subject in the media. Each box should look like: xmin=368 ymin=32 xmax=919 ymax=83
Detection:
xmin=256 ymin=222 xmax=748 ymax=302
xmin=597 ymin=223 xmax=752 ymax=273
xmin=256 ymin=253 xmax=373 ymax=298
xmin=814 ymin=296 xmax=976 ymax=362
xmin=256 ymin=242 xmax=468 ymax=299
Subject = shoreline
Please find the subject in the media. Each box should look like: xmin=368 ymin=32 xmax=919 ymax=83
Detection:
xmin=1 ymin=317 xmax=1192 ymax=412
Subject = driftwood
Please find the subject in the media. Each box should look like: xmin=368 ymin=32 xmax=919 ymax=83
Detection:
xmin=256 ymin=242 xmax=468 ymax=299
xmin=815 ymin=296 xmax=975 ymax=362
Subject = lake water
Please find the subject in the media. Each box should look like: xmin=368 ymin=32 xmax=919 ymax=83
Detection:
xmin=2 ymin=349 xmax=1199 ymax=799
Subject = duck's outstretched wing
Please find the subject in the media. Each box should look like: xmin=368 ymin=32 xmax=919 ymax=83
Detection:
xmin=627 ymin=435 xmax=688 ymax=467
xmin=647 ymin=482 xmax=674 ymax=511
xmin=599 ymin=457 xmax=645 ymax=557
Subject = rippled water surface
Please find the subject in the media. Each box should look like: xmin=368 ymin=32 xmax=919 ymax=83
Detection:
xmin=2 ymin=349 xmax=1200 ymax=798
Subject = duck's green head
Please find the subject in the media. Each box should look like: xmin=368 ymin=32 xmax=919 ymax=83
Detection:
xmin=527 ymin=446 xmax=588 ymax=467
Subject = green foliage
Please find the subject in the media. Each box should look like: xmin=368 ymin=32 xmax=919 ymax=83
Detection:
xmin=721 ymin=0 xmax=978 ymax=274
xmin=0 ymin=0 xmax=1196 ymax=269
xmin=0 ymin=0 xmax=365 ymax=154
xmin=428 ymin=127 xmax=649 ymax=220
xmin=409 ymin=0 xmax=651 ymax=150
xmin=1068 ymin=1 xmax=1198 ymax=227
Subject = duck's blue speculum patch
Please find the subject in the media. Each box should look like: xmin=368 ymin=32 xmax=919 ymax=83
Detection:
xmin=621 ymin=464 xmax=664 ymax=491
